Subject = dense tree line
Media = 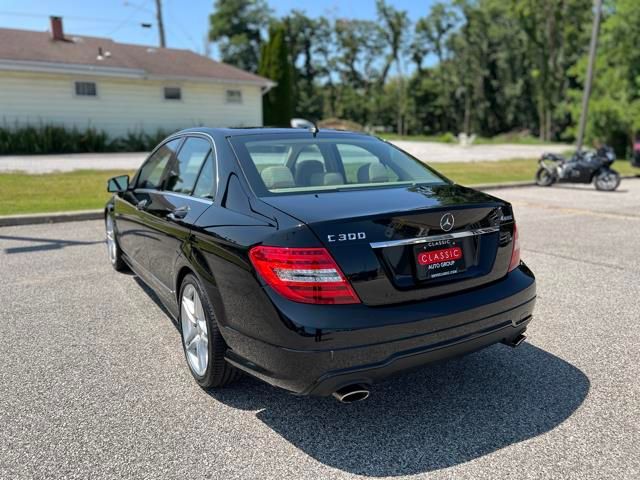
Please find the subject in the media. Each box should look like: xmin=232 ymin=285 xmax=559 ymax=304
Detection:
xmin=209 ymin=0 xmax=639 ymax=153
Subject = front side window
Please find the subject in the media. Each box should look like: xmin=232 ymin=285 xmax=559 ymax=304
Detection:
xmin=229 ymin=134 xmax=447 ymax=196
xmin=164 ymin=86 xmax=182 ymax=100
xmin=164 ymin=137 xmax=211 ymax=194
xmin=75 ymin=81 xmax=97 ymax=96
xmin=136 ymin=138 xmax=181 ymax=190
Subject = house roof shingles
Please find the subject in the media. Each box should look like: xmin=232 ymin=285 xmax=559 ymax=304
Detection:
xmin=0 ymin=27 xmax=272 ymax=85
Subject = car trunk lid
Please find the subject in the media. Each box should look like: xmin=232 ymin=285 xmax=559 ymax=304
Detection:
xmin=262 ymin=184 xmax=516 ymax=306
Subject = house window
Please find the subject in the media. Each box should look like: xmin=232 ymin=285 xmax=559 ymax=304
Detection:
xmin=164 ymin=87 xmax=182 ymax=100
xmin=226 ymin=89 xmax=242 ymax=104
xmin=75 ymin=81 xmax=97 ymax=97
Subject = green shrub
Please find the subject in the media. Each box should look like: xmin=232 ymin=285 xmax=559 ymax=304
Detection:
xmin=437 ymin=132 xmax=457 ymax=143
xmin=0 ymin=123 xmax=178 ymax=154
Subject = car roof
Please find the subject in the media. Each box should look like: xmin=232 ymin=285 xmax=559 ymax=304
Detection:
xmin=175 ymin=127 xmax=373 ymax=141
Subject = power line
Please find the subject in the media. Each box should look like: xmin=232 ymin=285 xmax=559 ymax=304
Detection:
xmin=105 ymin=1 xmax=153 ymax=37
xmin=0 ymin=11 xmax=128 ymax=24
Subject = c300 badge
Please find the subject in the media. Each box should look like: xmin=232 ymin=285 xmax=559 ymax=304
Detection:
xmin=327 ymin=232 xmax=366 ymax=242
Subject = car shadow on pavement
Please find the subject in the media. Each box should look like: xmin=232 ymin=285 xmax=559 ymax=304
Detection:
xmin=207 ymin=343 xmax=589 ymax=476
xmin=0 ymin=233 xmax=103 ymax=254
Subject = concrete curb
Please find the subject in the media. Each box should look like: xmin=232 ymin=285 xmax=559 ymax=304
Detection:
xmin=1 ymin=176 xmax=638 ymax=227
xmin=0 ymin=209 xmax=103 ymax=227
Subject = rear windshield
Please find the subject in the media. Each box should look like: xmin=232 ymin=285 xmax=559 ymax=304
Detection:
xmin=228 ymin=133 xmax=448 ymax=196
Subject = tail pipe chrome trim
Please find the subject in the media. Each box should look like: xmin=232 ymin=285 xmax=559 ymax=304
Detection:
xmin=369 ymin=226 xmax=501 ymax=249
xmin=332 ymin=384 xmax=370 ymax=403
xmin=502 ymin=333 xmax=527 ymax=348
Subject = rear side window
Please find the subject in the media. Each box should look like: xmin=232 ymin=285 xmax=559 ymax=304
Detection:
xmin=136 ymin=138 xmax=181 ymax=189
xmin=165 ymin=137 xmax=211 ymax=194
xmin=192 ymin=154 xmax=216 ymax=199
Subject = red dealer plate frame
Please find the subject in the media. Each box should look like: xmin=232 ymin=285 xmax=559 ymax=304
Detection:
xmin=414 ymin=242 xmax=466 ymax=281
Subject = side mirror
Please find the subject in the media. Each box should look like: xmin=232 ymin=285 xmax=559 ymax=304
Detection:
xmin=107 ymin=175 xmax=129 ymax=193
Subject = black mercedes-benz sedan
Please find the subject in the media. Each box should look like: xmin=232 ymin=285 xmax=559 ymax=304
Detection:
xmin=105 ymin=127 xmax=535 ymax=403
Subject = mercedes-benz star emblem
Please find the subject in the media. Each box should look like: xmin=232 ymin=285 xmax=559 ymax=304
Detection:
xmin=440 ymin=213 xmax=455 ymax=232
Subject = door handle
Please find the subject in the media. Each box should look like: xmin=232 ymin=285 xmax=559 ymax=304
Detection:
xmin=136 ymin=199 xmax=148 ymax=211
xmin=167 ymin=205 xmax=190 ymax=221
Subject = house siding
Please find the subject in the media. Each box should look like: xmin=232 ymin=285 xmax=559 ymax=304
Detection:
xmin=0 ymin=71 xmax=263 ymax=137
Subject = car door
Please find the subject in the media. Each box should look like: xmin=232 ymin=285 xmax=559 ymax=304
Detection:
xmin=143 ymin=135 xmax=217 ymax=293
xmin=114 ymin=137 xmax=183 ymax=271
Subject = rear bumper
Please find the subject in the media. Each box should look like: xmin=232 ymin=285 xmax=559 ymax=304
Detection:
xmin=222 ymin=264 xmax=536 ymax=396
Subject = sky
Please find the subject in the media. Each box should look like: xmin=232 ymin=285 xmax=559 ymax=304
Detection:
xmin=0 ymin=0 xmax=437 ymax=56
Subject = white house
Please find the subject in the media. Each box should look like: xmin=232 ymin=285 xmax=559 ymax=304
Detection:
xmin=0 ymin=17 xmax=274 ymax=138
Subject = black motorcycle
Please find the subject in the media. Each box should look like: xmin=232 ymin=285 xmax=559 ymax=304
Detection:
xmin=535 ymin=146 xmax=621 ymax=191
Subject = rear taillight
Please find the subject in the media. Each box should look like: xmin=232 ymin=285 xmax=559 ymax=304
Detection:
xmin=248 ymin=246 xmax=361 ymax=305
xmin=508 ymin=224 xmax=521 ymax=272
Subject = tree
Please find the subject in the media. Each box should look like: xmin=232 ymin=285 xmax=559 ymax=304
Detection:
xmin=283 ymin=11 xmax=330 ymax=120
xmin=376 ymin=0 xmax=410 ymax=134
xmin=414 ymin=2 xmax=458 ymax=132
xmin=258 ymin=23 xmax=294 ymax=126
xmin=208 ymin=0 xmax=272 ymax=73
xmin=511 ymin=0 xmax=592 ymax=140
xmin=566 ymin=0 xmax=640 ymax=155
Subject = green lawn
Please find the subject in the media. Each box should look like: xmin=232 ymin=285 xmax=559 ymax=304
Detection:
xmin=379 ymin=132 xmax=560 ymax=145
xmin=0 ymin=170 xmax=133 ymax=216
xmin=1 ymin=160 xmax=637 ymax=215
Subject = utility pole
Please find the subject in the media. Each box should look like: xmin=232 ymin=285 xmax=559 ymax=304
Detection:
xmin=576 ymin=0 xmax=603 ymax=151
xmin=155 ymin=0 xmax=166 ymax=48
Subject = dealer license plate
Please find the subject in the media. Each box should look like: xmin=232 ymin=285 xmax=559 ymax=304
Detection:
xmin=414 ymin=242 xmax=465 ymax=281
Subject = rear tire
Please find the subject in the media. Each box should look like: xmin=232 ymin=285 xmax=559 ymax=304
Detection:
xmin=535 ymin=167 xmax=555 ymax=186
xmin=179 ymin=274 xmax=240 ymax=389
xmin=105 ymin=213 xmax=127 ymax=272
xmin=594 ymin=170 xmax=620 ymax=191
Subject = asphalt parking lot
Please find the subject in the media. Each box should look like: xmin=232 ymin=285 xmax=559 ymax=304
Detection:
xmin=1 ymin=180 xmax=639 ymax=479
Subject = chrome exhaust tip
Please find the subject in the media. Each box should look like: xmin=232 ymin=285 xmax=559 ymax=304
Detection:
xmin=332 ymin=384 xmax=370 ymax=403
xmin=503 ymin=333 xmax=527 ymax=348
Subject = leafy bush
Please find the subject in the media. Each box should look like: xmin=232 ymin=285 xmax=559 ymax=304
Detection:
xmin=436 ymin=132 xmax=457 ymax=144
xmin=0 ymin=123 xmax=177 ymax=155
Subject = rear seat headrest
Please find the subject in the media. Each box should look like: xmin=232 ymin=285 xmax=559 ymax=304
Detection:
xmin=260 ymin=166 xmax=295 ymax=189
xmin=310 ymin=172 xmax=345 ymax=186
xmin=357 ymin=162 xmax=389 ymax=183
xmin=368 ymin=163 xmax=389 ymax=183
xmin=295 ymin=160 xmax=324 ymax=186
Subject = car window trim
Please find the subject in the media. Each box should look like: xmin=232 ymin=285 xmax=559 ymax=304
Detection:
xmin=135 ymin=188 xmax=214 ymax=205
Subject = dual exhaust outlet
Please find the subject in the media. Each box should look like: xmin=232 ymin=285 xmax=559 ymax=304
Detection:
xmin=332 ymin=384 xmax=370 ymax=403
xmin=331 ymin=333 xmax=527 ymax=403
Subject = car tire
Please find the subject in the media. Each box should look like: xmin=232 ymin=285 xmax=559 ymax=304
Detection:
xmin=179 ymin=274 xmax=240 ymax=389
xmin=105 ymin=213 xmax=128 ymax=272
xmin=535 ymin=167 xmax=555 ymax=186
xmin=594 ymin=170 xmax=621 ymax=191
